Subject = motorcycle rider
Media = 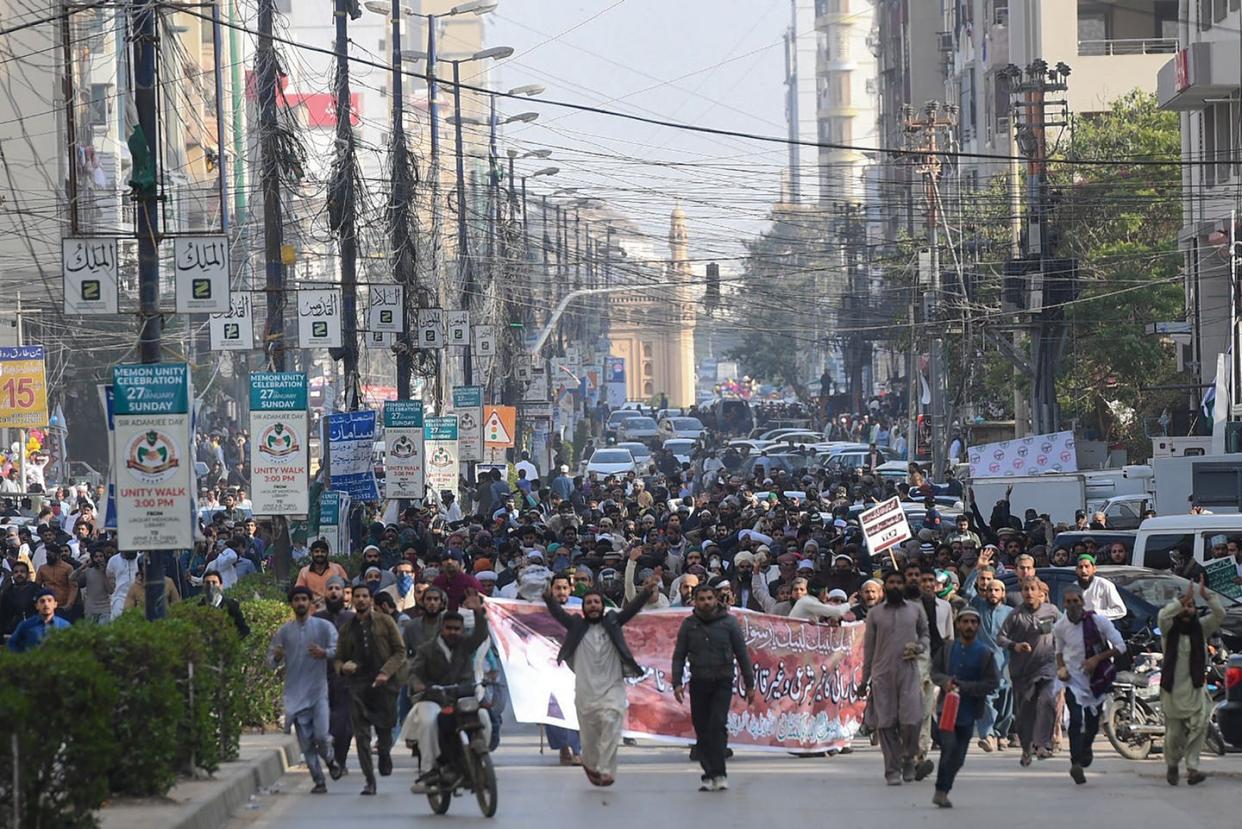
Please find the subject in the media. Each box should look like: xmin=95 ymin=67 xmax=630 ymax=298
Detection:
xmin=408 ymin=590 xmax=490 ymax=789
xmin=1158 ymin=576 xmax=1225 ymax=786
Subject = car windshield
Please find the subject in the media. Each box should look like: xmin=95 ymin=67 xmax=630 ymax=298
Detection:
xmin=606 ymin=411 xmax=630 ymax=425
xmin=592 ymin=450 xmax=633 ymax=464
xmin=622 ymin=417 xmax=656 ymax=429
xmin=672 ymin=418 xmax=703 ymax=429
xmin=1109 ymin=572 xmax=1242 ymax=610
xmin=665 ymin=441 xmax=695 ymax=452
xmin=619 ymin=443 xmax=651 ymax=458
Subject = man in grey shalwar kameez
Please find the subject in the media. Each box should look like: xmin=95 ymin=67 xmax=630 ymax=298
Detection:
xmin=268 ymin=586 xmax=340 ymax=793
xmin=862 ymin=570 xmax=930 ymax=785
xmin=545 ymin=586 xmax=652 ymax=786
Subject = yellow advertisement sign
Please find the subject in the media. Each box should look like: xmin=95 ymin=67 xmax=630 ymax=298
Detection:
xmin=0 ymin=346 xmax=49 ymax=429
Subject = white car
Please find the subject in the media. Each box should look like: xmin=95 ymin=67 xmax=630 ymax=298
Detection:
xmin=585 ymin=448 xmax=637 ymax=477
xmin=663 ymin=438 xmax=697 ymax=464
xmin=616 ymin=441 xmax=655 ymax=472
xmin=618 ymin=416 xmax=660 ymax=442
xmin=659 ymin=416 xmax=706 ymax=439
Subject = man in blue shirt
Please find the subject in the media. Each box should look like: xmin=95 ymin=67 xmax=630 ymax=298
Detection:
xmin=929 ymin=608 xmax=1000 ymax=808
xmin=970 ymin=578 xmax=1014 ymax=751
xmin=7 ymin=588 xmax=70 ymax=653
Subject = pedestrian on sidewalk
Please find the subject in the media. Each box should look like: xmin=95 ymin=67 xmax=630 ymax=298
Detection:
xmin=1054 ymin=584 xmax=1124 ymax=785
xmin=862 ymin=569 xmax=931 ymax=786
xmin=544 ymin=583 xmax=653 ymax=786
xmin=929 ymin=607 xmax=1000 ymax=808
xmin=1158 ymin=577 xmax=1224 ymax=786
xmin=671 ymin=583 xmax=755 ymax=792
xmin=267 ymin=586 xmax=340 ymax=794
xmin=314 ymin=575 xmax=355 ymax=776
xmin=335 ymin=581 xmax=406 ymax=795
xmin=997 ymin=577 xmax=1059 ymax=765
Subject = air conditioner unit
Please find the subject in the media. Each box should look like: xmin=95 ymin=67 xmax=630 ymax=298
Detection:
xmin=938 ymin=31 xmax=955 ymax=51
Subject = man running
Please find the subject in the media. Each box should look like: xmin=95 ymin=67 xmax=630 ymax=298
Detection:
xmin=929 ymin=607 xmax=999 ymax=808
xmin=267 ymin=586 xmax=340 ymax=793
xmin=1054 ymin=584 xmax=1124 ymax=784
xmin=998 ymin=577 xmax=1060 ymax=764
xmin=1159 ymin=577 xmax=1224 ymax=786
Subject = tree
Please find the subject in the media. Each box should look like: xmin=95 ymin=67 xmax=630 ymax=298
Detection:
xmin=726 ymin=206 xmax=842 ymax=398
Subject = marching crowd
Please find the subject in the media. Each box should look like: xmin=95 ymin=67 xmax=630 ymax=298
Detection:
xmin=0 ymin=402 xmax=1233 ymax=811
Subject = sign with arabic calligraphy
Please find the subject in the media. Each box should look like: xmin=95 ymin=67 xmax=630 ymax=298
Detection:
xmin=367 ymin=285 xmax=403 ymax=333
xmin=249 ymin=372 xmax=309 ymax=515
xmin=209 ymin=293 xmax=255 ymax=351
xmin=417 ymin=309 xmax=444 ymax=349
xmin=383 ymin=400 xmax=425 ymax=501
xmin=365 ymin=329 xmax=395 ymax=350
xmin=473 ymin=324 xmax=495 ymax=360
xmin=446 ymin=310 xmax=470 ymax=347
xmin=62 ymin=236 xmax=120 ymax=315
xmin=325 ymin=410 xmax=380 ymax=501
xmin=0 ymin=346 xmax=48 ymax=429
xmin=488 ymin=600 xmax=866 ymax=752
xmin=112 ymin=363 xmax=194 ymax=551
xmin=297 ymin=289 xmax=343 ymax=348
xmin=424 ymin=415 xmax=459 ymax=503
xmin=173 ymin=235 xmax=231 ymax=313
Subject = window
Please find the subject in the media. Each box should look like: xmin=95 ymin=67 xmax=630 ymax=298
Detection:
xmin=1215 ymin=0 xmax=1228 ymax=22
xmin=1077 ymin=3 xmax=1110 ymax=43
xmin=1139 ymin=533 xmax=1192 ymax=570
xmin=1200 ymin=0 xmax=1213 ymax=29
xmin=89 ymin=83 xmax=110 ymax=127
xmin=274 ymin=0 xmax=292 ymax=11
xmin=993 ymin=71 xmax=1011 ymax=136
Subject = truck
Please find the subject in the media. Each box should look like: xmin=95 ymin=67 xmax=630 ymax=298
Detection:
xmin=967 ymin=474 xmax=1088 ymax=527
xmin=1151 ymin=454 xmax=1242 ymax=516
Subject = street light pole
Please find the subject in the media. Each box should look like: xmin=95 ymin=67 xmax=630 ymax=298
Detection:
xmin=333 ymin=0 xmax=359 ymax=410
xmin=452 ymin=60 xmax=473 ymax=387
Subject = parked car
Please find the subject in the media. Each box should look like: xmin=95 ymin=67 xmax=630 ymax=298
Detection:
xmin=1218 ymin=654 xmax=1242 ymax=749
xmin=662 ymin=438 xmax=697 ymax=465
xmin=617 ymin=416 xmax=660 ymax=443
xmin=604 ymin=410 xmax=633 ymax=441
xmin=584 ymin=448 xmax=636 ymax=478
xmin=616 ymin=441 xmax=654 ymax=473
xmin=658 ymin=416 xmax=705 ymax=440
xmin=821 ymin=445 xmax=891 ymax=473
xmin=1133 ymin=514 xmax=1242 ymax=571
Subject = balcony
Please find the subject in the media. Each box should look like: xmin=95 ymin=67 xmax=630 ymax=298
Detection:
xmin=1078 ymin=37 xmax=1178 ymax=57
xmin=1157 ymin=41 xmax=1241 ymax=112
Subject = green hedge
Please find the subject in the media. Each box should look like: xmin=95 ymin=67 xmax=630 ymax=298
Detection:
xmin=0 ymin=595 xmax=293 ymax=828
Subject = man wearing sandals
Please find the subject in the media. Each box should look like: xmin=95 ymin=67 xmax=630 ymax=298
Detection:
xmin=544 ymin=583 xmax=653 ymax=786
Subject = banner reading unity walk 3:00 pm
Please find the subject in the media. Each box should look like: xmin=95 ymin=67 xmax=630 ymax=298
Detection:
xmin=487 ymin=600 xmax=865 ymax=752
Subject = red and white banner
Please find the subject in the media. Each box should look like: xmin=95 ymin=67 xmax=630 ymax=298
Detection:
xmin=968 ymin=430 xmax=1077 ymax=478
xmin=487 ymin=600 xmax=866 ymax=753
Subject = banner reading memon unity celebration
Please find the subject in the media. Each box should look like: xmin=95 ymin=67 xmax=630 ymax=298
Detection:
xmin=249 ymin=372 xmax=309 ymax=515
xmin=487 ymin=600 xmax=865 ymax=752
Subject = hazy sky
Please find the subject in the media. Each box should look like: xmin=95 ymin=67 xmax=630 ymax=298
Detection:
xmin=448 ymin=0 xmax=792 ymax=268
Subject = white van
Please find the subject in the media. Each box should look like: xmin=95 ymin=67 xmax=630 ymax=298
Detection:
xmin=1133 ymin=514 xmax=1242 ymax=570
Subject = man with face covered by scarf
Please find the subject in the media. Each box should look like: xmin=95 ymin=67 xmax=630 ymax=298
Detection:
xmin=1158 ymin=576 xmax=1224 ymax=786
xmin=315 ymin=575 xmax=355 ymax=779
xmin=861 ymin=569 xmax=931 ymax=786
xmin=544 ymin=584 xmax=652 ymax=786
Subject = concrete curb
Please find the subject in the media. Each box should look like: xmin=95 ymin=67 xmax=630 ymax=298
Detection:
xmin=97 ymin=733 xmax=301 ymax=829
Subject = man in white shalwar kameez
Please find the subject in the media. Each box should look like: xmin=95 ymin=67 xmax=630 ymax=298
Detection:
xmin=545 ymin=586 xmax=652 ymax=786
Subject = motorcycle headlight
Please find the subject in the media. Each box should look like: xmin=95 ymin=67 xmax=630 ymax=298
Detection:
xmin=456 ymin=697 xmax=480 ymax=713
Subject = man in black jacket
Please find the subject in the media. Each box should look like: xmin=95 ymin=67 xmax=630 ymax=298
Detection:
xmin=199 ymin=571 xmax=250 ymax=638
xmin=671 ymin=583 xmax=755 ymax=793
xmin=544 ymin=585 xmax=652 ymax=786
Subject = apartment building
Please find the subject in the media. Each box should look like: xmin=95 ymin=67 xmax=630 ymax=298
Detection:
xmin=1156 ymin=0 xmax=1242 ymax=418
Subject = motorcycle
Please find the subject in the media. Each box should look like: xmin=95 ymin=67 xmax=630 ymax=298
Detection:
xmin=1105 ymin=628 xmax=1232 ymax=760
xmin=413 ymin=681 xmax=498 ymax=818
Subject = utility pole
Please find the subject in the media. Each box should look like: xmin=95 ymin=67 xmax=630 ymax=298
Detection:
xmin=332 ymin=0 xmax=360 ymax=409
xmin=391 ymin=1 xmax=416 ymax=402
xmin=452 ymin=61 xmax=473 ymax=387
xmin=903 ymin=101 xmax=956 ymax=478
xmin=257 ymin=0 xmax=291 ymax=578
xmin=130 ymin=0 xmax=169 ymax=618
xmin=1004 ymin=60 xmax=1072 ymax=437
xmin=837 ymin=202 xmax=866 ymax=413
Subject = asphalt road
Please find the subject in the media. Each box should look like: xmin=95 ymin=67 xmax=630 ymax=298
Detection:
xmin=224 ymin=724 xmax=1241 ymax=828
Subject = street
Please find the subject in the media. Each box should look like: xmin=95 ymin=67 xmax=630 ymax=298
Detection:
xmin=226 ymin=725 xmax=1242 ymax=828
